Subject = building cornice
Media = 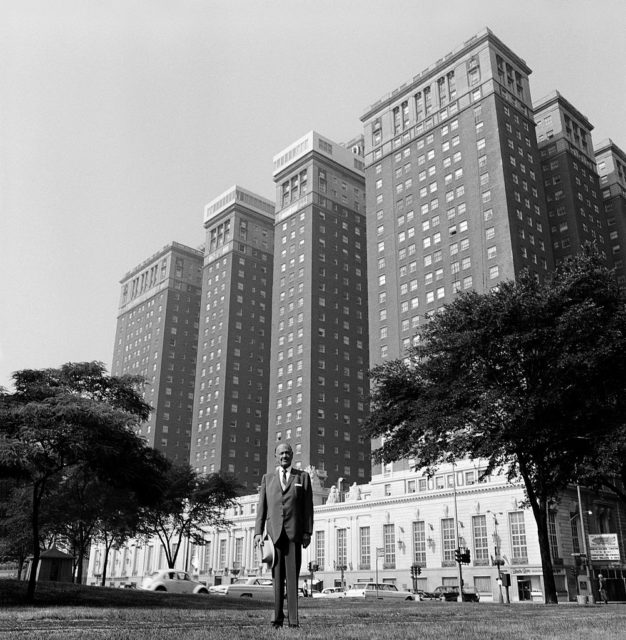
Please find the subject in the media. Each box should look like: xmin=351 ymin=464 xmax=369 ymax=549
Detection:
xmin=533 ymin=90 xmax=594 ymax=132
xmin=119 ymin=242 xmax=202 ymax=284
xmin=203 ymin=185 xmax=275 ymax=225
xmin=595 ymin=138 xmax=626 ymax=164
xmin=361 ymin=27 xmax=530 ymax=122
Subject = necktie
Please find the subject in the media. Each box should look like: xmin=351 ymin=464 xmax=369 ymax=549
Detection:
xmin=282 ymin=469 xmax=287 ymax=487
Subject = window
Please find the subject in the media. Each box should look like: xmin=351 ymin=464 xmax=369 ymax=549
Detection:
xmin=509 ymin=512 xmax=528 ymax=563
xmin=571 ymin=515 xmax=581 ymax=554
xmin=383 ymin=524 xmax=396 ymax=569
xmin=442 ymin=518 xmax=456 ymax=562
xmin=548 ymin=511 xmax=559 ymax=560
xmin=359 ymin=526 xmax=371 ymax=570
xmin=315 ymin=531 xmax=325 ymax=569
xmin=336 ymin=528 xmax=348 ymax=568
xmin=472 ymin=515 xmax=489 ymax=564
xmin=474 ymin=576 xmax=492 ymax=594
xmin=412 ymin=521 xmax=426 ymax=564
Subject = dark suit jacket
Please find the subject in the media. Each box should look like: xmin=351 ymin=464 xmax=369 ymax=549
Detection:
xmin=255 ymin=468 xmax=314 ymax=544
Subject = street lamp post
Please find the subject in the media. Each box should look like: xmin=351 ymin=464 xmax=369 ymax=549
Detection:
xmin=375 ymin=547 xmax=384 ymax=598
xmin=577 ymin=485 xmax=594 ymax=602
xmin=493 ymin=513 xmax=504 ymax=604
xmin=488 ymin=510 xmax=508 ymax=604
xmin=452 ymin=462 xmax=464 ymax=602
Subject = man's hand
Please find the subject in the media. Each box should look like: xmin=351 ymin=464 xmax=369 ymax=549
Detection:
xmin=253 ymin=534 xmax=263 ymax=547
xmin=302 ymin=533 xmax=311 ymax=549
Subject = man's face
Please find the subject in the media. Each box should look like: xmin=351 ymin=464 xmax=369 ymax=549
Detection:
xmin=276 ymin=444 xmax=293 ymax=469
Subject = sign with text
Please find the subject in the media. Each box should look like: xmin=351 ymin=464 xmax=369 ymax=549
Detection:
xmin=588 ymin=534 xmax=620 ymax=561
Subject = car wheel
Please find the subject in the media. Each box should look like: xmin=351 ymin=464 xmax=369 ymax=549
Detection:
xmin=197 ymin=588 xmax=209 ymax=594
xmin=155 ymin=586 xmax=166 ymax=592
xmin=405 ymin=596 xmax=413 ymax=601
xmin=240 ymin=593 xmax=253 ymax=598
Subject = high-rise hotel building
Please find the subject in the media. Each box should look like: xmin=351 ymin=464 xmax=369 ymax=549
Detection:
xmin=268 ymin=132 xmax=371 ymax=487
xmin=190 ymin=186 xmax=275 ymax=490
xmin=595 ymin=139 xmax=626 ymax=289
xmin=534 ymin=91 xmax=610 ymax=266
xmin=112 ymin=242 xmax=203 ymax=462
xmin=360 ymin=29 xmax=554 ymax=472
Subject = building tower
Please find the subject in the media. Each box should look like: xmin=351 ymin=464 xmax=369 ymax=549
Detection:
xmin=360 ymin=28 xmax=554 ymax=474
xmin=112 ymin=242 xmax=203 ymax=462
xmin=268 ymin=131 xmax=371 ymax=488
xmin=595 ymin=139 xmax=626 ymax=289
xmin=190 ymin=186 xmax=275 ymax=491
xmin=534 ymin=91 xmax=610 ymax=266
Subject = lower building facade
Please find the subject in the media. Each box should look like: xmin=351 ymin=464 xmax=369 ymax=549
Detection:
xmin=87 ymin=462 xmax=626 ymax=602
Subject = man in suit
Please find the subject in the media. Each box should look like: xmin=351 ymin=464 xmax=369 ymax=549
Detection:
xmin=254 ymin=443 xmax=314 ymax=628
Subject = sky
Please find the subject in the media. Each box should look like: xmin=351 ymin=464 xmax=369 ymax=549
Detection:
xmin=2 ymin=0 xmax=625 ymax=390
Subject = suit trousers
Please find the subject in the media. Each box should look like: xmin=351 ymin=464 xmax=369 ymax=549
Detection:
xmin=272 ymin=530 xmax=301 ymax=626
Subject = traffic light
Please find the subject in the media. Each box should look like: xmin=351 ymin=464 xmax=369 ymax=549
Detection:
xmin=417 ymin=565 xmax=422 ymax=575
xmin=454 ymin=548 xmax=462 ymax=563
xmin=462 ymin=549 xmax=471 ymax=565
xmin=313 ymin=563 xmax=319 ymax=572
xmin=307 ymin=561 xmax=313 ymax=572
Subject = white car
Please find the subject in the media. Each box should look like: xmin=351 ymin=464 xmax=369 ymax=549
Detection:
xmin=140 ymin=569 xmax=209 ymax=594
xmin=345 ymin=582 xmax=415 ymax=601
xmin=313 ymin=587 xmax=346 ymax=599
xmin=209 ymin=576 xmax=274 ymax=598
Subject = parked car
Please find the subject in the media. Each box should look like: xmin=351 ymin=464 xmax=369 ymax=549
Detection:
xmin=313 ymin=587 xmax=346 ymax=599
xmin=140 ymin=570 xmax=209 ymax=594
xmin=209 ymin=576 xmax=274 ymax=598
xmin=433 ymin=585 xmax=480 ymax=602
xmin=413 ymin=589 xmax=440 ymax=601
xmin=345 ymin=582 xmax=415 ymax=601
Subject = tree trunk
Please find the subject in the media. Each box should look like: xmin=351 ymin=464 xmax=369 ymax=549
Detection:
xmin=531 ymin=497 xmax=558 ymax=604
xmin=100 ymin=537 xmax=111 ymax=587
xmin=518 ymin=466 xmax=558 ymax=604
xmin=75 ymin=528 xmax=89 ymax=584
xmin=26 ymin=484 xmax=43 ymax=603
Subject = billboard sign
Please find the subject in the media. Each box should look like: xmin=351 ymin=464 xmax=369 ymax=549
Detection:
xmin=588 ymin=534 xmax=621 ymax=561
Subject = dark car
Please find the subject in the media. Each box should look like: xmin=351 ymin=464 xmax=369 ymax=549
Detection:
xmin=414 ymin=589 xmax=441 ymax=601
xmin=433 ymin=585 xmax=480 ymax=602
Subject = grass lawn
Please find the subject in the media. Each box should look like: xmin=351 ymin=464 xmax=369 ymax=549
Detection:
xmin=0 ymin=580 xmax=623 ymax=640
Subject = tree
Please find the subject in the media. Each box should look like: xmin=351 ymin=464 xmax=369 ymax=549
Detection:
xmin=138 ymin=464 xmax=240 ymax=570
xmin=363 ymin=254 xmax=626 ymax=604
xmin=45 ymin=445 xmax=169 ymax=584
xmin=0 ymin=485 xmax=33 ymax=579
xmin=0 ymin=362 xmax=161 ymax=601
xmin=577 ymin=426 xmax=626 ymax=507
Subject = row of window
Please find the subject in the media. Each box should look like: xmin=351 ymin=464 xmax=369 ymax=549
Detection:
xmin=313 ymin=512 xmax=529 ymax=571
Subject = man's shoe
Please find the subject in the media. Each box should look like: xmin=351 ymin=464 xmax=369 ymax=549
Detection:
xmin=288 ymin=624 xmax=299 ymax=628
xmin=271 ymin=622 xmax=283 ymax=629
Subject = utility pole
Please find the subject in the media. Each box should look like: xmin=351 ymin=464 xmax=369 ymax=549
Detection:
xmin=452 ymin=462 xmax=464 ymax=602
xmin=577 ymin=484 xmax=593 ymax=602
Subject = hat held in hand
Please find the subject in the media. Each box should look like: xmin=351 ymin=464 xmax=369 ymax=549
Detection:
xmin=259 ymin=534 xmax=276 ymax=569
